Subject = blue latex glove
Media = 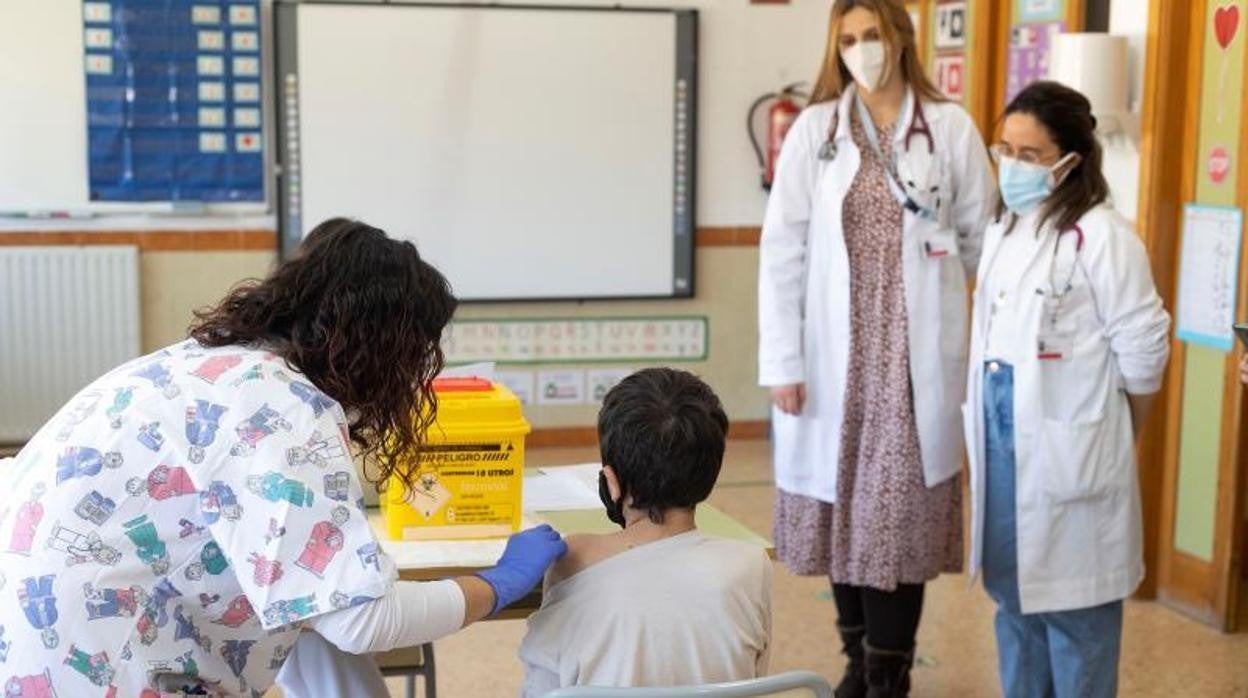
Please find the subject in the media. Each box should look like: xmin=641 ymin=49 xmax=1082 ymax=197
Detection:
xmin=476 ymin=524 xmax=568 ymax=614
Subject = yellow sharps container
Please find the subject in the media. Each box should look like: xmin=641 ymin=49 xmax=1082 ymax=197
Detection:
xmin=383 ymin=377 xmax=530 ymax=540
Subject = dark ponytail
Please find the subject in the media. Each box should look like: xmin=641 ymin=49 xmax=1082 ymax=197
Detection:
xmin=997 ymin=81 xmax=1110 ymax=232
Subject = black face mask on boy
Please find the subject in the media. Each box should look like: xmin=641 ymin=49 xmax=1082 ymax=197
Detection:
xmin=598 ymin=471 xmax=626 ymax=528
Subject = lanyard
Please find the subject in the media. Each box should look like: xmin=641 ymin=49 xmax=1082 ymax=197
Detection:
xmin=854 ymin=94 xmax=933 ymax=220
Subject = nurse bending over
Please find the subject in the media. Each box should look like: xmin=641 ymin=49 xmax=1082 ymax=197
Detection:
xmin=0 ymin=219 xmax=567 ymax=697
xmin=964 ymin=82 xmax=1171 ymax=698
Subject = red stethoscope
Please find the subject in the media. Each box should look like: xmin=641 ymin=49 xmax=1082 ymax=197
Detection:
xmin=817 ymin=96 xmax=935 ymax=162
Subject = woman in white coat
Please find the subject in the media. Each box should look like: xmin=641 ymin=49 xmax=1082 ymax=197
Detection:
xmin=965 ymin=81 xmax=1170 ymax=697
xmin=757 ymin=1 xmax=993 ymax=695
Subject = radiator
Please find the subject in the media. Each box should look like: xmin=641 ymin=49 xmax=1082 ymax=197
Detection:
xmin=0 ymin=246 xmax=141 ymax=442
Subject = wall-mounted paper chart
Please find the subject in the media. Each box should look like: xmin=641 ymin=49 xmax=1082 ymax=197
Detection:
xmin=83 ymin=0 xmax=264 ymax=202
xmin=444 ymin=318 xmax=708 ymax=364
xmin=1176 ymin=204 xmax=1243 ymax=351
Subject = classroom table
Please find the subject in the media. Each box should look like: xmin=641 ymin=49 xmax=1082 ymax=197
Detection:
xmin=368 ymin=464 xmax=775 ymax=618
xmin=370 ymin=464 xmax=774 ymax=697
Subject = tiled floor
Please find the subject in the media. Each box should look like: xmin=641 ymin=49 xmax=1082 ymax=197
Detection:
xmin=370 ymin=441 xmax=1248 ymax=697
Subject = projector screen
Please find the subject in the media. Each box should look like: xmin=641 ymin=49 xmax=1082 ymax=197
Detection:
xmin=274 ymin=2 xmax=697 ymax=301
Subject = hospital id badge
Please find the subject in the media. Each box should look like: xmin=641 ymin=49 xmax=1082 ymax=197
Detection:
xmin=922 ymin=231 xmax=957 ymax=259
xmin=1037 ymin=331 xmax=1073 ymax=361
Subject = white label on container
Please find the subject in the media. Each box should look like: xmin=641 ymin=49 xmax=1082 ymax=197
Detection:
xmin=84 ymin=54 xmax=113 ymax=75
xmin=233 ymin=82 xmax=260 ymax=103
xmin=198 ymin=107 xmax=226 ymax=128
xmin=232 ymin=56 xmax=260 ymax=77
xmin=235 ymin=132 xmax=262 ymax=153
xmin=229 ymin=5 xmax=257 ymax=25
xmin=200 ymin=132 xmax=227 ymax=153
xmin=84 ymin=28 xmax=113 ymax=49
xmin=198 ymin=30 xmax=225 ymax=51
xmin=198 ymin=81 xmax=225 ymax=102
xmin=197 ymin=55 xmax=224 ymax=76
xmin=231 ymin=31 xmax=259 ymax=52
xmin=233 ymin=107 xmax=261 ymax=128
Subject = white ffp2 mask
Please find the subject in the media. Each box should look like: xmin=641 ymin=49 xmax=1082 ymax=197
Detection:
xmin=841 ymin=40 xmax=888 ymax=93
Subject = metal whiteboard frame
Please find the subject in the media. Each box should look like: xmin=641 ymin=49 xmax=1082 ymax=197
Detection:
xmin=272 ymin=1 xmax=698 ymax=302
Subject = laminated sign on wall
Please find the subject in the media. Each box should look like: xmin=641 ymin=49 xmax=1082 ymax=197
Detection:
xmin=1176 ymin=204 xmax=1243 ymax=351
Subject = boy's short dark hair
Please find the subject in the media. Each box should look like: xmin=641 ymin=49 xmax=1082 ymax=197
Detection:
xmin=597 ymin=368 xmax=729 ymax=523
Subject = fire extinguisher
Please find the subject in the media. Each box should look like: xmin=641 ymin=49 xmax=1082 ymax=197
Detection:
xmin=749 ymin=83 xmax=808 ymax=191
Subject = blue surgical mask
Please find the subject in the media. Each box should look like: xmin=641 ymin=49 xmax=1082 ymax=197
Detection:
xmin=998 ymin=154 xmax=1075 ymax=215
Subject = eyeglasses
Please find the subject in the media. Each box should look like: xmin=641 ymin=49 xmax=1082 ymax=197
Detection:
xmin=988 ymin=143 xmax=1061 ymax=166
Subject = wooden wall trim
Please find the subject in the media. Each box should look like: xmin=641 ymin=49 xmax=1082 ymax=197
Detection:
xmin=0 ymin=229 xmax=277 ymax=251
xmin=529 ymin=419 xmax=769 ymax=449
xmin=0 ymin=226 xmax=764 ymax=251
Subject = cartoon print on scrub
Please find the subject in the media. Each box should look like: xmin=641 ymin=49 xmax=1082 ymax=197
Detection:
xmin=131 ymin=361 xmax=181 ymax=399
xmin=230 ymin=405 xmax=292 ymax=457
xmin=126 ymin=463 xmax=197 ymax=501
xmin=286 ymin=380 xmax=336 ymax=418
xmin=8 ymin=483 xmax=47 ymax=555
xmin=323 ymin=471 xmax=350 ymax=502
xmin=294 ymin=506 xmax=350 ymax=578
xmin=198 ymin=481 xmax=243 ymax=525
xmin=229 ymin=363 xmax=265 ymax=387
xmin=4 ymin=668 xmax=56 ymax=697
xmin=184 ymin=540 xmax=229 ymax=581
xmin=185 ymin=400 xmax=229 ymax=464
xmin=246 ymin=553 xmax=283 ymax=587
xmin=211 ymin=595 xmax=255 ymax=628
xmin=105 ymin=386 xmax=136 ymax=429
xmin=55 ymin=447 xmax=122 ymax=485
xmin=179 ymin=518 xmax=206 ymax=539
xmin=135 ymin=577 xmax=182 ymax=646
xmin=45 ymin=521 xmax=122 ymax=567
xmin=83 ymin=582 xmax=147 ymax=620
xmin=285 ymin=431 xmax=346 ymax=469
xmin=261 ymin=594 xmax=318 ymax=627
xmin=55 ymin=392 xmax=101 ymax=442
xmin=136 ymin=421 xmax=166 ymax=453
xmin=264 ymin=518 xmax=285 ymax=546
xmin=173 ymin=604 xmax=213 ymax=652
xmin=122 ymin=515 xmax=170 ymax=576
xmin=73 ymin=490 xmax=117 ymax=527
xmin=356 ymin=542 xmax=380 ymax=572
xmin=62 ymin=644 xmax=114 ymax=687
xmin=16 ymin=575 xmax=58 ymax=650
xmin=246 ymin=472 xmax=313 ymax=508
xmin=189 ymin=355 xmax=243 ymax=385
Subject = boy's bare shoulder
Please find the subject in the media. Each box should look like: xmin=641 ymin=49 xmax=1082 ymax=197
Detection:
xmin=547 ymin=532 xmax=617 ymax=587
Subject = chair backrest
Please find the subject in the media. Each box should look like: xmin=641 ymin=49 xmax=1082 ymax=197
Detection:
xmin=543 ymin=671 xmax=834 ymax=698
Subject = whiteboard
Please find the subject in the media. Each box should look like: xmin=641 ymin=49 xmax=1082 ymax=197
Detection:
xmin=0 ymin=0 xmax=268 ymax=215
xmin=275 ymin=3 xmax=696 ymax=301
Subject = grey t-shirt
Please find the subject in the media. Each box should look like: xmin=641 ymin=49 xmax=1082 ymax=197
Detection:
xmin=518 ymin=530 xmax=772 ymax=696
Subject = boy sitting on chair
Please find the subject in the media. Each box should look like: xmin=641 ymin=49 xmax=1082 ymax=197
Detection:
xmin=519 ymin=368 xmax=772 ymax=695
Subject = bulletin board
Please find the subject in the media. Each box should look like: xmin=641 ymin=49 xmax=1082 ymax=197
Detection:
xmin=0 ymin=0 xmax=268 ymax=213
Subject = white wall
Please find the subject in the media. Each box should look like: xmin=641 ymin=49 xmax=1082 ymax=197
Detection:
xmin=0 ymin=0 xmax=832 ymax=229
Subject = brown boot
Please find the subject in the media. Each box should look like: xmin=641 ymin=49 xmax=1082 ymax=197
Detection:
xmin=834 ymin=624 xmax=867 ymax=698
xmin=864 ymin=643 xmax=913 ymax=698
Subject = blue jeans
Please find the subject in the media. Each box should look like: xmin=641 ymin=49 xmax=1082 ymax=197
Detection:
xmin=982 ymin=360 xmax=1123 ymax=698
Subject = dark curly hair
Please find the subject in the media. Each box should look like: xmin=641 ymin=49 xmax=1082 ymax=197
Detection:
xmin=189 ymin=218 xmax=457 ymax=495
xmin=597 ymin=368 xmax=729 ymax=524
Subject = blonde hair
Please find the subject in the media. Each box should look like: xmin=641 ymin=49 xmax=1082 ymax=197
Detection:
xmin=810 ymin=0 xmax=948 ymax=105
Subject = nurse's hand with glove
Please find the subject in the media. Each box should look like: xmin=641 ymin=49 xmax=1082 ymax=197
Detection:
xmin=0 ymin=218 xmax=566 ymax=698
xmin=964 ymin=82 xmax=1170 ymax=698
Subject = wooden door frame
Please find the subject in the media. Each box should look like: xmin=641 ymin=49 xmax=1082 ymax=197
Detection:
xmin=1150 ymin=0 xmax=1248 ymax=631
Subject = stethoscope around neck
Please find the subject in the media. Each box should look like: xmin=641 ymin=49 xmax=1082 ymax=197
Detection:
xmin=817 ymin=92 xmax=934 ymax=162
xmin=817 ymin=91 xmax=938 ymax=220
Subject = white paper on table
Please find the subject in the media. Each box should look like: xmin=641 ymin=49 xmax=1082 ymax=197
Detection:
xmin=524 ymin=463 xmax=603 ymax=511
xmin=372 ymin=513 xmax=541 ymax=569
xmin=440 ymin=362 xmax=497 ymax=381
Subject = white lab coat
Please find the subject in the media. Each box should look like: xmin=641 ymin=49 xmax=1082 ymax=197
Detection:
xmin=963 ymin=204 xmax=1171 ymax=614
xmin=758 ymin=86 xmax=995 ymax=503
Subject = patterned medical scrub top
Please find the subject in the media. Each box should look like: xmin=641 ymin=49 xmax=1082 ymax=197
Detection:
xmin=0 ymin=341 xmax=395 ymax=697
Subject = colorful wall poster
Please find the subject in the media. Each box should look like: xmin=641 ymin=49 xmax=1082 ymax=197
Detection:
xmin=933 ymin=53 xmax=966 ymax=100
xmin=933 ymin=1 xmax=967 ymax=50
xmin=1005 ymin=21 xmax=1064 ymax=105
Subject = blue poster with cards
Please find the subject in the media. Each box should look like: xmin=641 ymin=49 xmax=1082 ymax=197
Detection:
xmin=82 ymin=0 xmax=264 ymax=202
